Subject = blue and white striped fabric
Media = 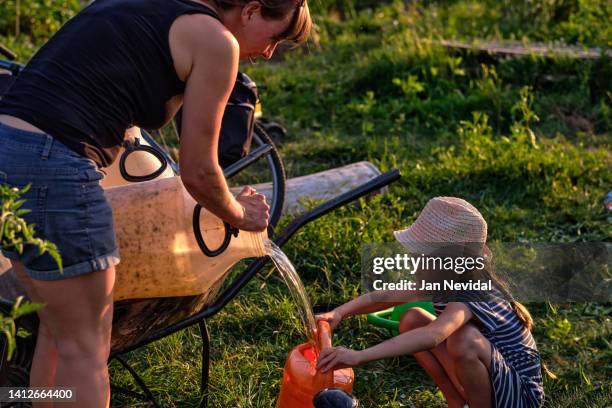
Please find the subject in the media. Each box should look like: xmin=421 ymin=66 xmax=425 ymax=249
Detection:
xmin=434 ymin=296 xmax=544 ymax=407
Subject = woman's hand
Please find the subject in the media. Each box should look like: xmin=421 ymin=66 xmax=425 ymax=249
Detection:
xmin=234 ymin=186 xmax=269 ymax=231
xmin=315 ymin=308 xmax=345 ymax=331
xmin=316 ymin=346 xmax=362 ymax=373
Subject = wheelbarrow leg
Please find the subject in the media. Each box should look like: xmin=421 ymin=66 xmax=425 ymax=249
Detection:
xmin=114 ymin=355 xmax=161 ymax=408
xmin=199 ymin=320 xmax=210 ymax=408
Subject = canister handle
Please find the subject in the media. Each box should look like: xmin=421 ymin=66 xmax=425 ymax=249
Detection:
xmin=193 ymin=204 xmax=239 ymax=257
xmin=119 ymin=137 xmax=169 ymax=182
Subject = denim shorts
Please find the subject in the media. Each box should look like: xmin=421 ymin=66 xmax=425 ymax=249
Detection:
xmin=0 ymin=122 xmax=120 ymax=280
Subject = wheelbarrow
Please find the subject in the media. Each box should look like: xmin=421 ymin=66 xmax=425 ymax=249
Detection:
xmin=0 ymin=167 xmax=401 ymax=406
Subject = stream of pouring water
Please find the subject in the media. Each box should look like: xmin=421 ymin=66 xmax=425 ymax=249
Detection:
xmin=265 ymin=241 xmax=317 ymax=344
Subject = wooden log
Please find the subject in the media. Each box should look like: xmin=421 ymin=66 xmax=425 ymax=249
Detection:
xmin=231 ymin=161 xmax=384 ymax=215
xmin=430 ymin=39 xmax=611 ymax=60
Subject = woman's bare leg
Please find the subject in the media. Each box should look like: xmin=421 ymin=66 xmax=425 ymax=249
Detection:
xmin=11 ymin=268 xmax=58 ymax=390
xmin=13 ymin=261 xmax=115 ymax=408
xmin=445 ymin=324 xmax=492 ymax=408
xmin=399 ymin=308 xmax=466 ymax=408
xmin=32 ymin=322 xmax=59 ymax=389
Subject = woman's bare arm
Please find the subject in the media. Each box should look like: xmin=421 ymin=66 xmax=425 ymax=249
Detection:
xmin=171 ymin=14 xmax=268 ymax=231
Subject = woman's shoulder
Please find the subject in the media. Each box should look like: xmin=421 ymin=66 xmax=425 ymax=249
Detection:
xmin=169 ymin=13 xmax=238 ymax=81
xmin=172 ymin=12 xmax=237 ymax=52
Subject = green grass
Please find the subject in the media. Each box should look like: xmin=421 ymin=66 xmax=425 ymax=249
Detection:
xmin=2 ymin=0 xmax=611 ymax=406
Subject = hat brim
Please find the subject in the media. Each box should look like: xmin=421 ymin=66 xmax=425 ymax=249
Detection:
xmin=393 ymin=229 xmax=443 ymax=256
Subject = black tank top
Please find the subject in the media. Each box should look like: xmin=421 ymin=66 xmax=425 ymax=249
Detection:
xmin=0 ymin=0 xmax=221 ymax=167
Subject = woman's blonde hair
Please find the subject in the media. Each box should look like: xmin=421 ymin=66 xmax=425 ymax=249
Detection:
xmin=213 ymin=0 xmax=312 ymax=44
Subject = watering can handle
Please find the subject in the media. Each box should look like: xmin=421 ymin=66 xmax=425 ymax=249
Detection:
xmin=315 ymin=320 xmax=336 ymax=386
xmin=317 ymin=320 xmax=333 ymax=351
xmin=193 ymin=204 xmax=240 ymax=257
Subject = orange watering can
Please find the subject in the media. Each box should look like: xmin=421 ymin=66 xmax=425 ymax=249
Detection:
xmin=277 ymin=320 xmax=354 ymax=408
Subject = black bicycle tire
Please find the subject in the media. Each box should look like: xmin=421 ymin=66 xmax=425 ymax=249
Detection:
xmin=252 ymin=122 xmax=286 ymax=231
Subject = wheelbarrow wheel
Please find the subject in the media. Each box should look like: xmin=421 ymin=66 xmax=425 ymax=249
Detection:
xmin=0 ymin=301 xmax=37 ymax=389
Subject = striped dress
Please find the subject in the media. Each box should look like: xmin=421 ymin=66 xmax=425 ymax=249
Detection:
xmin=434 ymin=296 xmax=544 ymax=407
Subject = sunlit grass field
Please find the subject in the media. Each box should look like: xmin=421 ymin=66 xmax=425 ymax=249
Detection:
xmin=2 ymin=0 xmax=611 ymax=406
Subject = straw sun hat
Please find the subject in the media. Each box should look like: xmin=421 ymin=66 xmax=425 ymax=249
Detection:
xmin=393 ymin=197 xmax=488 ymax=256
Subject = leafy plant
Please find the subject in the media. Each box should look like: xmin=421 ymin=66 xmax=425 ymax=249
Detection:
xmin=1 ymin=184 xmax=62 ymax=267
xmin=0 ymin=296 xmax=43 ymax=360
xmin=0 ymin=0 xmax=80 ymax=39
xmin=1 ymin=183 xmax=62 ymax=360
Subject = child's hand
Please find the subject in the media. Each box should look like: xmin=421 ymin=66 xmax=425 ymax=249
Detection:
xmin=316 ymin=346 xmax=362 ymax=373
xmin=315 ymin=308 xmax=344 ymax=330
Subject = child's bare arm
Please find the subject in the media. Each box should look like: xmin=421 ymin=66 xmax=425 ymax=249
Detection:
xmin=360 ymin=303 xmax=472 ymax=362
xmin=339 ymin=290 xmax=425 ymax=316
xmin=317 ymin=290 xmax=423 ymax=330
xmin=317 ymin=303 xmax=473 ymax=372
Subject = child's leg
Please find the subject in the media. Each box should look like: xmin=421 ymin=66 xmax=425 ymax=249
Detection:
xmin=445 ymin=324 xmax=493 ymax=408
xmin=399 ymin=308 xmax=466 ymax=408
